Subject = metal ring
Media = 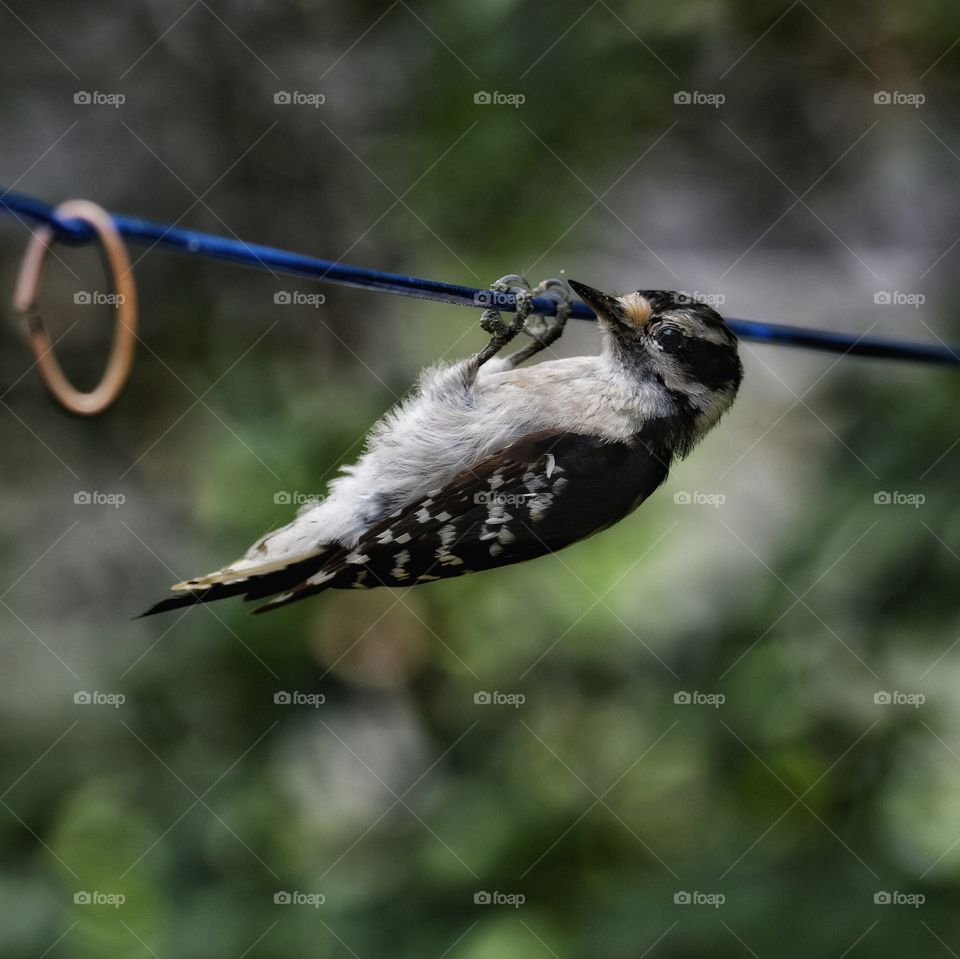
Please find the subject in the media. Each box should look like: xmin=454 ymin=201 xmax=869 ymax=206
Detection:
xmin=12 ymin=199 xmax=138 ymax=416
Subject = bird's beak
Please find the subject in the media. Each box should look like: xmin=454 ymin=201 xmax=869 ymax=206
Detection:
xmin=568 ymin=280 xmax=632 ymax=334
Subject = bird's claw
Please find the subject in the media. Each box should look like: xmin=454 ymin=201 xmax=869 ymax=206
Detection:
xmin=479 ymin=309 xmax=515 ymax=340
xmin=521 ymin=278 xmax=572 ymax=345
xmin=478 ymin=304 xmax=526 ymax=354
xmin=476 ymin=277 xmax=531 ymax=363
xmin=475 ymin=275 xmax=570 ymax=367
xmin=523 ymin=311 xmax=563 ymax=343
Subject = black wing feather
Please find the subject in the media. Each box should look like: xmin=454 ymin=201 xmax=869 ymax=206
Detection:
xmin=252 ymin=430 xmax=670 ymax=612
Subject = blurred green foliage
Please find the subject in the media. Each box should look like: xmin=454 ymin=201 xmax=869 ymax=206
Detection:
xmin=3 ymin=0 xmax=960 ymax=955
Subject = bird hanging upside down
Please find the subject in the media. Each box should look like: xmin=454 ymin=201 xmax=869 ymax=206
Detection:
xmin=142 ymin=279 xmax=742 ymax=616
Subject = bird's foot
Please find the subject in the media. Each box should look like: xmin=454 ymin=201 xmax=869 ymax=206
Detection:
xmin=521 ymin=278 xmax=572 ymax=348
xmin=476 ymin=275 xmax=532 ymax=366
xmin=484 ymin=277 xmax=572 ymax=371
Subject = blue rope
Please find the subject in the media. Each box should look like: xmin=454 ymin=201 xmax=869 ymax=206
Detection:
xmin=2 ymin=188 xmax=957 ymax=367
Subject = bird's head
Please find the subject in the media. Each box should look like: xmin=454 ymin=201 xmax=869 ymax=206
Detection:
xmin=567 ymin=280 xmax=743 ymax=434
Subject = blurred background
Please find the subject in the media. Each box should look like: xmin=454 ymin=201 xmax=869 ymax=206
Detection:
xmin=2 ymin=0 xmax=960 ymax=955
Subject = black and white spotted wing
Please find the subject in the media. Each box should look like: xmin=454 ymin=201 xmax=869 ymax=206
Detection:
xmin=252 ymin=430 xmax=671 ymax=612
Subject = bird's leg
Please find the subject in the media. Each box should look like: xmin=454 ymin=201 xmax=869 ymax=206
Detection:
xmin=475 ymin=275 xmax=532 ymax=367
xmin=495 ymin=278 xmax=572 ymax=371
xmin=477 ymin=294 xmax=530 ymax=365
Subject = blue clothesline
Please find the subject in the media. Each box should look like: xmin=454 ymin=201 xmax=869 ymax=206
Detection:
xmin=2 ymin=188 xmax=958 ymax=367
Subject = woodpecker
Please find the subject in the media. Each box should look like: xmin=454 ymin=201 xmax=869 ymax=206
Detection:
xmin=142 ymin=279 xmax=742 ymax=616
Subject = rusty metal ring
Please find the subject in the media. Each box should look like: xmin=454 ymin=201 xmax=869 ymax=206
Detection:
xmin=13 ymin=199 xmax=138 ymax=416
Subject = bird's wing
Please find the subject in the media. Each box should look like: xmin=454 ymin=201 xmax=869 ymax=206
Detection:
xmin=251 ymin=429 xmax=671 ymax=612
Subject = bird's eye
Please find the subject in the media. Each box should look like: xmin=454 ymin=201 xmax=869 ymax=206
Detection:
xmin=655 ymin=326 xmax=685 ymax=351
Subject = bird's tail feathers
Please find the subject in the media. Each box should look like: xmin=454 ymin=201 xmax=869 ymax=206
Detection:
xmin=138 ymin=548 xmax=336 ymax=618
